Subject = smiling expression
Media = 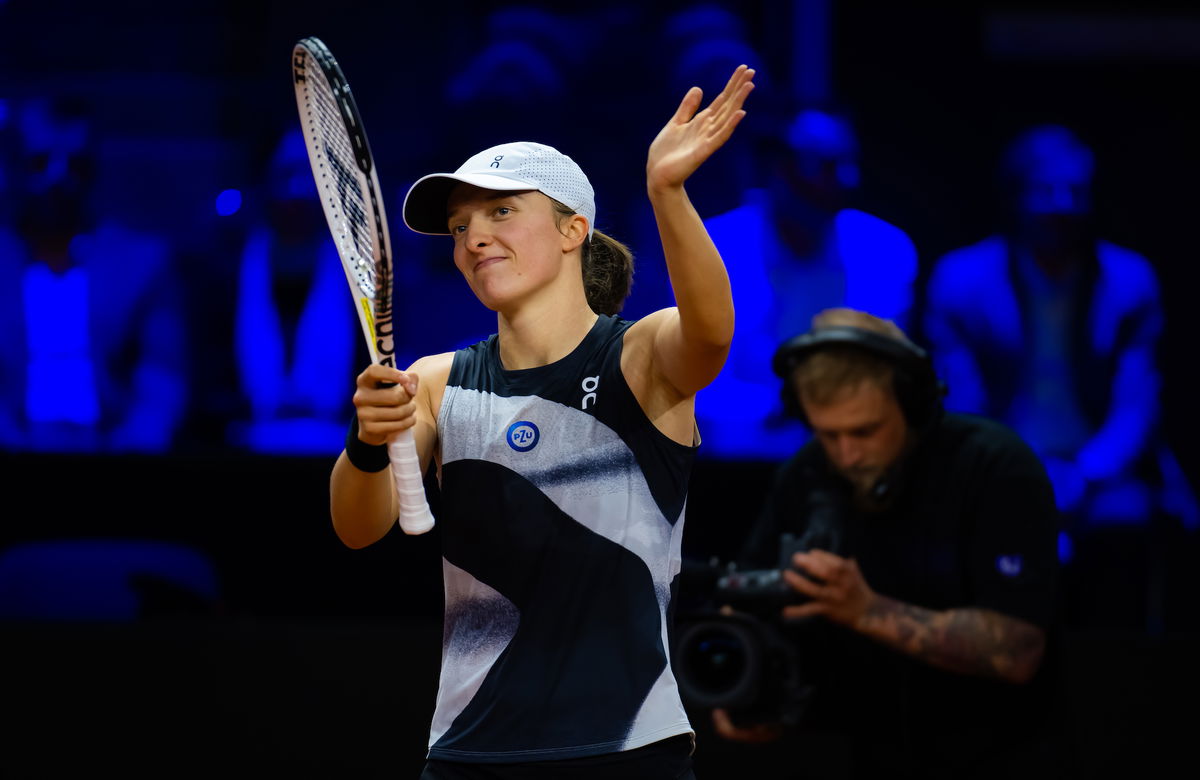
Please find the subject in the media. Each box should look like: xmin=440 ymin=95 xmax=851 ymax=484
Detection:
xmin=446 ymin=185 xmax=585 ymax=312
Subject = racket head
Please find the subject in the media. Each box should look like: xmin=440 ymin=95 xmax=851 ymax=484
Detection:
xmin=292 ymin=36 xmax=396 ymax=370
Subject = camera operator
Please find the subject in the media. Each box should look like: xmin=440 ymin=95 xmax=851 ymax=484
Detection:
xmin=705 ymin=308 xmax=1068 ymax=779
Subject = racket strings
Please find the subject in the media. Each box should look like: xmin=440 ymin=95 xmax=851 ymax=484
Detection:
xmin=303 ymin=68 xmax=378 ymax=298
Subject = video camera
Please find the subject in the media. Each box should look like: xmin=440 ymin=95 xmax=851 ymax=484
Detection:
xmin=672 ymin=533 xmax=815 ymax=727
xmin=672 ymin=484 xmax=848 ymax=728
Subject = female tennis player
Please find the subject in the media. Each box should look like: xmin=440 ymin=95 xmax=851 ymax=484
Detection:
xmin=331 ymin=65 xmax=754 ymax=779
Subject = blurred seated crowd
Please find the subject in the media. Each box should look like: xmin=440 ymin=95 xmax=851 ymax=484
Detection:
xmin=0 ymin=3 xmax=1195 ymax=635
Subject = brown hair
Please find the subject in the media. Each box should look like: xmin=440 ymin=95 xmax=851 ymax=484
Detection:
xmin=550 ymin=199 xmax=634 ymax=316
xmin=791 ymin=309 xmax=910 ymax=406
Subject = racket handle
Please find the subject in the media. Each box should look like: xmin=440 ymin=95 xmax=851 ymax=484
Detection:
xmin=388 ymin=429 xmax=436 ymax=535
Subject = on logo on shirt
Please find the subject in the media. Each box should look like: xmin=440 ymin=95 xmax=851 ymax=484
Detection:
xmin=581 ymin=375 xmax=599 ymax=410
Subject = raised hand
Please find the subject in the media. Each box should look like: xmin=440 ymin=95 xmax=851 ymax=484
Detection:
xmin=646 ymin=64 xmax=755 ymax=193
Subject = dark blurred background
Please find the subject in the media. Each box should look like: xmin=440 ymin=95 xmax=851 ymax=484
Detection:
xmin=2 ymin=1 xmax=1198 ymax=777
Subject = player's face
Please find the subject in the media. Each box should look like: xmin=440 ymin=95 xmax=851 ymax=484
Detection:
xmin=801 ymin=379 xmax=909 ymax=496
xmin=447 ymin=185 xmax=572 ymax=312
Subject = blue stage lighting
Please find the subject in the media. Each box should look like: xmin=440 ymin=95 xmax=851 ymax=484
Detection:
xmin=215 ymin=188 xmax=242 ymax=216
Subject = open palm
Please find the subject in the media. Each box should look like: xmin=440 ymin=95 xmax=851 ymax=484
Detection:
xmin=646 ymin=64 xmax=755 ymax=191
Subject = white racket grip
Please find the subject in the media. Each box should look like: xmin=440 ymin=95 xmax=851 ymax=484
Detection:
xmin=389 ymin=429 xmax=435 ymax=535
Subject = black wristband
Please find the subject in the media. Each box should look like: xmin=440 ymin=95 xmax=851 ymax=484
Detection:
xmin=345 ymin=415 xmax=390 ymax=473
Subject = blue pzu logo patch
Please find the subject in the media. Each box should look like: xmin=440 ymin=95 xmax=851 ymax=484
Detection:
xmin=996 ymin=554 xmax=1024 ymax=577
xmin=506 ymin=420 xmax=540 ymax=452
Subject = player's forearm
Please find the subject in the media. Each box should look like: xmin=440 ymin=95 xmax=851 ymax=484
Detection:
xmin=648 ymin=183 xmax=735 ymax=350
xmin=854 ymin=595 xmax=1046 ymax=684
xmin=330 ymin=451 xmax=398 ymax=548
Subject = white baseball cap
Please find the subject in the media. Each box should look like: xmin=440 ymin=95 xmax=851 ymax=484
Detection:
xmin=402 ymin=141 xmax=596 ymax=238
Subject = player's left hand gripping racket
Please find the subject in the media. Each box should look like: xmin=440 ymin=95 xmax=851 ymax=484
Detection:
xmin=291 ymin=36 xmax=434 ymax=535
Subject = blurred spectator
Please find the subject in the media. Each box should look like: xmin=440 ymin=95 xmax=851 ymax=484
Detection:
xmin=925 ymin=125 xmax=1197 ymax=530
xmin=695 ymin=106 xmax=918 ymax=459
xmin=623 ymin=3 xmax=769 ymax=324
xmin=662 ymin=2 xmax=765 ymax=218
xmin=444 ymin=6 xmax=580 ymax=113
xmin=439 ymin=5 xmax=600 ymax=156
xmin=228 ymin=127 xmax=356 ymax=454
xmin=0 ymin=96 xmax=186 ymax=453
xmin=923 ymin=125 xmax=1198 ymax=628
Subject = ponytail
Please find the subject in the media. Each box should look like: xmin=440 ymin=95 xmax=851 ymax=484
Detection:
xmin=582 ymin=230 xmax=634 ymax=316
xmin=550 ymin=199 xmax=634 ymax=316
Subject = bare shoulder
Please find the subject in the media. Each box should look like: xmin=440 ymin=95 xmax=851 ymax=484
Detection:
xmin=407 ymin=352 xmax=455 ymax=417
xmin=407 ymin=351 xmax=455 ymax=379
xmin=623 ymin=308 xmax=678 ymax=351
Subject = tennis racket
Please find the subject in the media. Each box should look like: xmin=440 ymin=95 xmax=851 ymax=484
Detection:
xmin=291 ymin=36 xmax=434 ymax=535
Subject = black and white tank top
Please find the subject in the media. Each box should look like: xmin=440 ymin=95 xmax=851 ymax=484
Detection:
xmin=429 ymin=314 xmax=696 ymax=763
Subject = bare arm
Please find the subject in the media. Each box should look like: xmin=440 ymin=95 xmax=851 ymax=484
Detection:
xmin=639 ymin=65 xmax=755 ymax=396
xmin=782 ymin=550 xmax=1046 ymax=684
xmin=851 ymin=595 xmax=1046 ymax=684
xmin=329 ymin=353 xmax=450 ymax=549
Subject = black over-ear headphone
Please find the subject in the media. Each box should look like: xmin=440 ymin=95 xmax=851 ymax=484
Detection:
xmin=771 ymin=326 xmax=946 ymax=431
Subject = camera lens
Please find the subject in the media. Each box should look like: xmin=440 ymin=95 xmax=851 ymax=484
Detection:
xmin=685 ymin=628 xmax=746 ymax=692
xmin=673 ymin=617 xmax=763 ymax=710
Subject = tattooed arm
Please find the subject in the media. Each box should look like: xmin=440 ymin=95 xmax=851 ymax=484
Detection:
xmin=782 ymin=549 xmax=1046 ymax=684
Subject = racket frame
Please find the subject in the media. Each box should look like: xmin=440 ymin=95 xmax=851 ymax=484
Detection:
xmin=292 ymin=36 xmax=434 ymax=535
